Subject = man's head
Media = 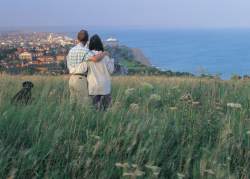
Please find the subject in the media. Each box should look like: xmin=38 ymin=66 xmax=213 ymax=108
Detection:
xmin=77 ymin=30 xmax=89 ymax=45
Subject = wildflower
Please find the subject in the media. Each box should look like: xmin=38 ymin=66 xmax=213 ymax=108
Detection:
xmin=171 ymin=86 xmax=179 ymax=90
xmin=180 ymin=93 xmax=192 ymax=101
xmin=115 ymin=162 xmax=129 ymax=168
xmin=192 ymin=101 xmax=201 ymax=106
xmin=145 ymin=164 xmax=161 ymax=172
xmin=169 ymin=107 xmax=178 ymax=111
xmin=125 ymin=88 xmax=136 ymax=96
xmin=246 ymin=130 xmax=250 ymax=135
xmin=227 ymin=103 xmax=242 ymax=109
xmin=123 ymin=172 xmax=134 ymax=177
xmin=204 ymin=169 xmax=215 ymax=175
xmin=215 ymin=106 xmax=223 ymax=111
xmin=134 ymin=169 xmax=145 ymax=176
xmin=90 ymin=135 xmax=101 ymax=140
xmin=153 ymin=171 xmax=160 ymax=176
xmin=141 ymin=82 xmax=154 ymax=91
xmin=129 ymin=103 xmax=139 ymax=112
xmin=93 ymin=141 xmax=101 ymax=155
xmin=149 ymin=94 xmax=161 ymax=101
xmin=177 ymin=173 xmax=185 ymax=179
xmin=115 ymin=163 xmax=124 ymax=168
xmin=123 ymin=169 xmax=145 ymax=177
xmin=131 ymin=164 xmax=138 ymax=168
xmin=48 ymin=89 xmax=57 ymax=97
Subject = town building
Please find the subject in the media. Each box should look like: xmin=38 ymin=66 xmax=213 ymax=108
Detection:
xmin=105 ymin=37 xmax=119 ymax=47
xmin=19 ymin=52 xmax=32 ymax=61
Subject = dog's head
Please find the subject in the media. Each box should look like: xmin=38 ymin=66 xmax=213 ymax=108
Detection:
xmin=22 ymin=81 xmax=34 ymax=89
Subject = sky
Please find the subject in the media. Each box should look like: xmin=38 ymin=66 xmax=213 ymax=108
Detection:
xmin=1 ymin=0 xmax=250 ymax=29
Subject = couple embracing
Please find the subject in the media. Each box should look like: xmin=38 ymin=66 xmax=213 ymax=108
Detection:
xmin=67 ymin=29 xmax=114 ymax=110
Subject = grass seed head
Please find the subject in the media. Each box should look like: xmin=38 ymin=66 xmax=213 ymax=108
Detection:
xmin=141 ymin=82 xmax=154 ymax=91
xmin=125 ymin=88 xmax=136 ymax=96
xmin=115 ymin=162 xmax=130 ymax=168
xmin=145 ymin=164 xmax=161 ymax=172
xmin=177 ymin=173 xmax=185 ymax=179
xmin=227 ymin=103 xmax=242 ymax=109
xmin=129 ymin=103 xmax=140 ymax=112
xmin=169 ymin=107 xmax=178 ymax=111
xmin=192 ymin=101 xmax=201 ymax=106
xmin=149 ymin=94 xmax=161 ymax=101
xmin=204 ymin=169 xmax=215 ymax=175
xmin=180 ymin=93 xmax=192 ymax=101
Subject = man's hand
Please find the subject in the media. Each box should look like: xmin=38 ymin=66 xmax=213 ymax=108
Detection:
xmin=88 ymin=51 xmax=109 ymax=62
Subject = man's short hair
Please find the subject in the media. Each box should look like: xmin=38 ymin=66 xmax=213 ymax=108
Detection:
xmin=77 ymin=30 xmax=89 ymax=43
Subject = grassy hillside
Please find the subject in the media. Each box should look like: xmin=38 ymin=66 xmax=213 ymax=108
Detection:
xmin=0 ymin=75 xmax=249 ymax=178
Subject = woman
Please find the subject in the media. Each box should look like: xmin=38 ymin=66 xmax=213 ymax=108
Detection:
xmin=84 ymin=34 xmax=114 ymax=110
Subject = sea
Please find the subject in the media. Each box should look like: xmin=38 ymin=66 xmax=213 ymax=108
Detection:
xmin=67 ymin=28 xmax=250 ymax=79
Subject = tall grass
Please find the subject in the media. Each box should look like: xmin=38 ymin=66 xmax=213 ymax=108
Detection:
xmin=0 ymin=75 xmax=249 ymax=179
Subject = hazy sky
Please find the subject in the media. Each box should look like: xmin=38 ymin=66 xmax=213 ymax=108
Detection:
xmin=1 ymin=0 xmax=250 ymax=28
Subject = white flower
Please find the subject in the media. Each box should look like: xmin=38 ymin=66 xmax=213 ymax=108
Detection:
xmin=131 ymin=164 xmax=138 ymax=168
xmin=145 ymin=164 xmax=161 ymax=172
xmin=153 ymin=171 xmax=160 ymax=176
xmin=177 ymin=173 xmax=185 ymax=179
xmin=115 ymin=163 xmax=124 ymax=168
xmin=123 ymin=169 xmax=145 ymax=177
xmin=192 ymin=101 xmax=201 ymax=106
xmin=204 ymin=169 xmax=215 ymax=175
xmin=123 ymin=172 xmax=134 ymax=177
xmin=169 ymin=107 xmax=178 ymax=111
xmin=180 ymin=93 xmax=192 ymax=101
xmin=149 ymin=94 xmax=161 ymax=101
xmin=129 ymin=103 xmax=139 ymax=112
xmin=246 ymin=130 xmax=250 ymax=135
xmin=115 ymin=162 xmax=129 ymax=168
xmin=227 ymin=103 xmax=242 ymax=109
xmin=141 ymin=82 xmax=154 ymax=90
xmin=90 ymin=135 xmax=101 ymax=140
xmin=125 ymin=88 xmax=136 ymax=96
xmin=134 ymin=169 xmax=145 ymax=176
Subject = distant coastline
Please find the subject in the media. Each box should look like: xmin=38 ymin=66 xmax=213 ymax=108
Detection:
xmin=2 ymin=28 xmax=250 ymax=79
xmin=66 ymin=29 xmax=250 ymax=79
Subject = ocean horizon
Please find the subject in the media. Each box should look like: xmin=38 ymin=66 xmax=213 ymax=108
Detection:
xmin=68 ymin=28 xmax=250 ymax=79
xmin=3 ymin=27 xmax=250 ymax=79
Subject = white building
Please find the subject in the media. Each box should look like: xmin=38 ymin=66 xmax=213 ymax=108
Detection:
xmin=19 ymin=52 xmax=32 ymax=61
xmin=105 ymin=37 xmax=119 ymax=46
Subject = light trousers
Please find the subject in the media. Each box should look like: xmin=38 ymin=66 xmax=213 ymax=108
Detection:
xmin=69 ymin=75 xmax=90 ymax=107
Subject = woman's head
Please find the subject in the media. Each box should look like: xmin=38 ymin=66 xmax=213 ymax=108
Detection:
xmin=89 ymin=34 xmax=104 ymax=51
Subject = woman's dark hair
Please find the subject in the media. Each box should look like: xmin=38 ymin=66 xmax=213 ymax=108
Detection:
xmin=89 ymin=34 xmax=104 ymax=51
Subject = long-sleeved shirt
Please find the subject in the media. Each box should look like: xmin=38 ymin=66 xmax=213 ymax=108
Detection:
xmin=67 ymin=43 xmax=93 ymax=74
xmin=80 ymin=51 xmax=114 ymax=95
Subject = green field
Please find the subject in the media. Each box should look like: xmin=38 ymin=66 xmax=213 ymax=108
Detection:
xmin=0 ymin=75 xmax=249 ymax=179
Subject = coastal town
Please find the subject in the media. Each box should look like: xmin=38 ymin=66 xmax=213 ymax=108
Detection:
xmin=0 ymin=32 xmax=125 ymax=75
xmin=0 ymin=31 xmax=180 ymax=76
xmin=0 ymin=32 xmax=76 ymax=74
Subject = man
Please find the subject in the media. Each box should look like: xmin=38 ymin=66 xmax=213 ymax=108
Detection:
xmin=67 ymin=29 xmax=107 ymax=106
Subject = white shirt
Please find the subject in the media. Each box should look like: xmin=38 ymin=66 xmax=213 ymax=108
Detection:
xmin=80 ymin=51 xmax=114 ymax=95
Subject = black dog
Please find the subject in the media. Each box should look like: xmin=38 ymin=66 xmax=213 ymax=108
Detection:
xmin=11 ymin=81 xmax=34 ymax=105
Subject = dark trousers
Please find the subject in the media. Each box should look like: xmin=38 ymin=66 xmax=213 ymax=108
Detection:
xmin=91 ymin=94 xmax=111 ymax=110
